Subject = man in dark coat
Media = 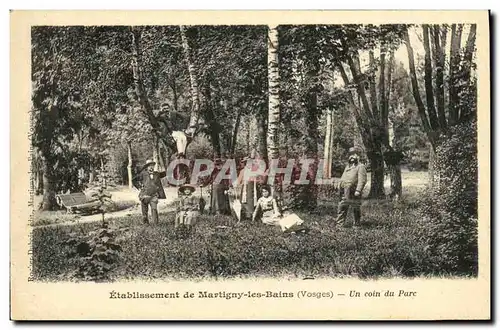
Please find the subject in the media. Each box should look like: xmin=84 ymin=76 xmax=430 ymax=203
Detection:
xmin=334 ymin=147 xmax=368 ymax=227
xmin=133 ymin=159 xmax=166 ymax=224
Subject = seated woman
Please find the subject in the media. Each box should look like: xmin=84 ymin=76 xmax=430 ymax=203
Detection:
xmin=175 ymin=184 xmax=202 ymax=229
xmin=252 ymin=185 xmax=308 ymax=234
xmin=251 ymin=185 xmax=282 ymax=226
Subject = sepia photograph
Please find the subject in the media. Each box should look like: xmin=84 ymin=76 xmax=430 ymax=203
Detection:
xmin=10 ymin=10 xmax=490 ymax=320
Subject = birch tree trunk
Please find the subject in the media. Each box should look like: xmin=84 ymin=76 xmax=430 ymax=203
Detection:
xmin=323 ymin=109 xmax=334 ymax=179
xmin=127 ymin=141 xmax=133 ymax=189
xmin=180 ymin=25 xmax=203 ymax=138
xmin=89 ymin=165 xmax=95 ymax=184
xmin=267 ymin=25 xmax=280 ymax=163
xmin=100 ymin=157 xmax=106 ymax=187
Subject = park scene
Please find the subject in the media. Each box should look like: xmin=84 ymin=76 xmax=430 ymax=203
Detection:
xmin=30 ymin=24 xmax=478 ymax=282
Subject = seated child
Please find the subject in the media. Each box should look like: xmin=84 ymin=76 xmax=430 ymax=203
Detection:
xmin=175 ymin=184 xmax=202 ymax=229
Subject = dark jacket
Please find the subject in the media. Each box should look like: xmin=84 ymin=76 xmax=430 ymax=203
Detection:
xmin=133 ymin=171 xmax=167 ymax=200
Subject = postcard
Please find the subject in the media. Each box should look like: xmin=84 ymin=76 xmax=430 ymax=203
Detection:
xmin=10 ymin=10 xmax=490 ymax=320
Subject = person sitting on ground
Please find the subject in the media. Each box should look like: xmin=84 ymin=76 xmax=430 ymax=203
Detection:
xmin=252 ymin=185 xmax=309 ymax=234
xmin=175 ymin=184 xmax=202 ymax=230
xmin=252 ymin=185 xmax=282 ymax=225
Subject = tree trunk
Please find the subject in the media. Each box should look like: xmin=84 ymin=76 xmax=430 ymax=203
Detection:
xmin=220 ymin=98 xmax=232 ymax=157
xmin=378 ymin=46 xmax=387 ymax=132
xmin=246 ymin=116 xmax=251 ymax=155
xmin=422 ymin=25 xmax=440 ymax=131
xmin=388 ymin=120 xmax=402 ymax=199
xmin=130 ymin=26 xmax=175 ymax=153
xmin=348 ymin=52 xmax=385 ymax=199
xmin=337 ymin=62 xmax=373 ymax=151
xmin=368 ymin=51 xmax=380 ymax=122
xmin=179 ymin=25 xmax=203 ymax=138
xmin=230 ymin=108 xmax=242 ymax=156
xmin=300 ymin=64 xmax=320 ymax=210
xmin=41 ymin=155 xmax=56 ymax=211
xmin=460 ymin=24 xmax=477 ymax=121
xmin=431 ymin=25 xmax=447 ymax=130
xmin=347 ymin=55 xmax=376 ymax=127
xmin=323 ymin=109 xmax=334 ymax=179
xmin=449 ymin=24 xmax=463 ymax=126
xmin=100 ymin=157 xmax=106 ymax=187
xmin=403 ymin=28 xmax=436 ymax=148
xmin=267 ymin=25 xmax=280 ymax=163
xmin=89 ymin=165 xmax=95 ymax=184
xmin=202 ymin=85 xmax=221 ymax=158
xmin=368 ymin=147 xmax=385 ymax=199
xmin=389 ymin=164 xmax=402 ymax=200
xmin=127 ymin=141 xmax=133 ymax=189
xmin=304 ymin=90 xmax=319 ymax=157
xmin=170 ymin=78 xmax=179 ymax=112
xmin=256 ymin=110 xmax=268 ymax=163
xmin=428 ymin=144 xmax=438 ymax=190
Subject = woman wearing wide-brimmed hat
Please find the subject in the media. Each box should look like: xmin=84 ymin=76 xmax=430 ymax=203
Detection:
xmin=132 ymin=158 xmax=166 ymax=225
xmin=175 ymin=183 xmax=202 ymax=229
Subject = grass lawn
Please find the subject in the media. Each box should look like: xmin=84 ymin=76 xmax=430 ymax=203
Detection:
xmin=31 ymin=171 xmax=446 ymax=282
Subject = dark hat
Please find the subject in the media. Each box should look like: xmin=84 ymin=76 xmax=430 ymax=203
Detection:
xmin=178 ymin=184 xmax=196 ymax=194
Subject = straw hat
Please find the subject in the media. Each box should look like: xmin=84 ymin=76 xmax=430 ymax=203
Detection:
xmin=178 ymin=184 xmax=196 ymax=194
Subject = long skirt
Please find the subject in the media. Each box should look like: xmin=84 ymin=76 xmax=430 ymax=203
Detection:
xmin=210 ymin=184 xmax=230 ymax=215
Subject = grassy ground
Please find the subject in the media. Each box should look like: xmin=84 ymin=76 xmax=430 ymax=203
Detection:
xmin=31 ymin=171 xmax=442 ymax=281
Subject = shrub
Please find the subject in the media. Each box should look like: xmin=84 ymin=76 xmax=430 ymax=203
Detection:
xmin=63 ymin=222 xmax=131 ymax=282
xmin=418 ymin=119 xmax=478 ymax=275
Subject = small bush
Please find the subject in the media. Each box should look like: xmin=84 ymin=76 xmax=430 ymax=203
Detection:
xmin=63 ymin=222 xmax=131 ymax=282
xmin=417 ymin=120 xmax=478 ymax=275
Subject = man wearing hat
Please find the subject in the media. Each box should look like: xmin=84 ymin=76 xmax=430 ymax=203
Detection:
xmin=334 ymin=147 xmax=368 ymax=227
xmin=133 ymin=159 xmax=166 ymax=224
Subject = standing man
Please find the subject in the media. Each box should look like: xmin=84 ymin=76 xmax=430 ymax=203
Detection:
xmin=334 ymin=147 xmax=368 ymax=227
xmin=133 ymin=158 xmax=166 ymax=225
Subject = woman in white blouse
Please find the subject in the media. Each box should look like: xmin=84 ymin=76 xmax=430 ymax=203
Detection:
xmin=252 ymin=185 xmax=282 ymax=225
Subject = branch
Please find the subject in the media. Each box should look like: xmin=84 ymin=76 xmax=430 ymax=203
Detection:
xmin=336 ymin=61 xmax=373 ymax=150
